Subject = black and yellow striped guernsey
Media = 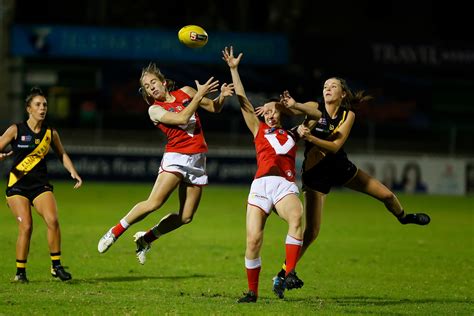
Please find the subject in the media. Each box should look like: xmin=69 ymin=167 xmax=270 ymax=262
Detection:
xmin=304 ymin=105 xmax=351 ymax=160
xmin=8 ymin=122 xmax=52 ymax=189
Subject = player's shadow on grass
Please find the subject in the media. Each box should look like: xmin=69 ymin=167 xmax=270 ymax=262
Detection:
xmin=290 ymin=296 xmax=470 ymax=306
xmin=84 ymin=273 xmax=209 ymax=283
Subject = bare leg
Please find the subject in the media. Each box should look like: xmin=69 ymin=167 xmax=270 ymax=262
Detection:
xmin=124 ymin=171 xmax=182 ymax=224
xmin=300 ymin=189 xmax=325 ymax=260
xmin=151 ymin=182 xmax=202 ymax=235
xmin=33 ymin=192 xmax=60 ymax=253
xmin=7 ymin=196 xmax=33 ymax=262
xmin=345 ymin=169 xmax=430 ymax=224
xmin=345 ymin=169 xmax=404 ymax=217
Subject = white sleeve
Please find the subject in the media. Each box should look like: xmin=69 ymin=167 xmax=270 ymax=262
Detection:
xmin=148 ymin=106 xmax=167 ymax=123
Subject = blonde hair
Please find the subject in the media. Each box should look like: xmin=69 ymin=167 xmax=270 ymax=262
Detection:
xmin=139 ymin=62 xmax=175 ymax=105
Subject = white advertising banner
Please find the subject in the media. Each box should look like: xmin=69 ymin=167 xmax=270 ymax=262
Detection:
xmin=350 ymin=154 xmax=470 ymax=195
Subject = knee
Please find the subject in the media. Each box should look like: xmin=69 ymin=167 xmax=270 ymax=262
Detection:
xmin=45 ymin=217 xmax=60 ymax=230
xmin=147 ymin=200 xmax=163 ymax=212
xmin=18 ymin=221 xmax=33 ymax=236
xmin=246 ymin=235 xmax=262 ymax=253
xmin=288 ymin=209 xmax=303 ymax=230
xmin=381 ymin=191 xmax=396 ymax=204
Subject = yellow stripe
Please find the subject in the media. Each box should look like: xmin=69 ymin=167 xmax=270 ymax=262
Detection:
xmin=16 ymin=262 xmax=26 ymax=268
xmin=8 ymin=128 xmax=52 ymax=187
xmin=330 ymin=110 xmax=347 ymax=136
xmin=50 ymin=255 xmax=61 ymax=260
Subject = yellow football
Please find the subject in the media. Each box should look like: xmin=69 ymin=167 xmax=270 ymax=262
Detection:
xmin=178 ymin=25 xmax=208 ymax=48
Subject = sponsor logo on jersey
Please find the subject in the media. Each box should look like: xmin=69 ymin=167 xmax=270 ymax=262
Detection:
xmin=20 ymin=135 xmax=32 ymax=142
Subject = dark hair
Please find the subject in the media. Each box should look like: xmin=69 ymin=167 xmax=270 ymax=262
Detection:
xmin=25 ymin=87 xmax=45 ymax=107
xmin=331 ymin=77 xmax=373 ymax=111
xmin=138 ymin=62 xmax=176 ymax=105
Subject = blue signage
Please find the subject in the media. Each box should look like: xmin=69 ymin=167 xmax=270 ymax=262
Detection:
xmin=11 ymin=24 xmax=288 ymax=65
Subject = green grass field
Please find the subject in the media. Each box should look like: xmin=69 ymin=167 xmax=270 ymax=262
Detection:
xmin=0 ymin=181 xmax=472 ymax=315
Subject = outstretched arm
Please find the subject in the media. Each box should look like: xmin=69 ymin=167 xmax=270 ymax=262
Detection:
xmin=149 ymin=77 xmax=220 ymax=125
xmin=222 ymin=46 xmax=260 ymax=137
xmin=280 ymin=90 xmax=321 ymax=121
xmin=197 ymin=82 xmax=235 ymax=113
xmin=51 ymin=129 xmax=82 ymax=189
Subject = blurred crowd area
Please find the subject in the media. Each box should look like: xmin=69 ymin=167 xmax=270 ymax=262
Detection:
xmin=1 ymin=0 xmax=473 ymax=155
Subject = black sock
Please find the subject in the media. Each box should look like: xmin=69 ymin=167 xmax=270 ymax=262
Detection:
xmin=277 ymin=261 xmax=286 ymax=278
xmin=16 ymin=259 xmax=27 ymax=275
xmin=50 ymin=252 xmax=61 ymax=268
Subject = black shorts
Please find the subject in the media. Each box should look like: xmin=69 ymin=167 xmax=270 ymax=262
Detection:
xmin=302 ymin=156 xmax=357 ymax=194
xmin=6 ymin=184 xmax=54 ymax=204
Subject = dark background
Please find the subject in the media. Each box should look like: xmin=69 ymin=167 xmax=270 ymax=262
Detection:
xmin=7 ymin=0 xmax=474 ymax=155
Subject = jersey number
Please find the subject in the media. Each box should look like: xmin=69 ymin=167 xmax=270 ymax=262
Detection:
xmin=264 ymin=134 xmax=295 ymax=154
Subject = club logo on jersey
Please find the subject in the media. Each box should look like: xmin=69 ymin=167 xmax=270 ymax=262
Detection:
xmin=278 ymin=129 xmax=284 ymax=135
xmin=264 ymin=128 xmax=276 ymax=134
xmin=168 ymin=108 xmax=176 ymax=112
xmin=329 ymin=124 xmax=334 ymax=131
xmin=20 ymin=135 xmax=32 ymax=142
xmin=264 ymin=133 xmax=295 ymax=155
xmin=35 ymin=139 xmax=40 ymax=144
xmin=176 ymin=106 xmax=183 ymax=111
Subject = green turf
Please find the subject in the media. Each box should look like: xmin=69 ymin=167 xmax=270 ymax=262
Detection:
xmin=0 ymin=181 xmax=472 ymax=315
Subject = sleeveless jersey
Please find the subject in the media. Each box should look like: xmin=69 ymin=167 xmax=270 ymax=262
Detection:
xmin=304 ymin=104 xmax=352 ymax=160
xmin=254 ymin=122 xmax=297 ymax=182
xmin=152 ymin=89 xmax=207 ymax=154
xmin=8 ymin=122 xmax=52 ymax=189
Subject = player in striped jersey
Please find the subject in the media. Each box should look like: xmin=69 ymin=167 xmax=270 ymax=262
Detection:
xmin=0 ymin=87 xmax=82 ymax=282
xmin=273 ymin=77 xmax=431 ymax=293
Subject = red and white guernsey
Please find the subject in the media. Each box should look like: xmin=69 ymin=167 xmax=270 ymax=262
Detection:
xmin=153 ymin=89 xmax=208 ymax=154
xmin=254 ymin=122 xmax=297 ymax=182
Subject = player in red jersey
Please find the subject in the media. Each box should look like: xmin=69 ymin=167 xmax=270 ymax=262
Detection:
xmin=222 ymin=46 xmax=321 ymax=303
xmin=98 ymin=63 xmax=235 ymax=265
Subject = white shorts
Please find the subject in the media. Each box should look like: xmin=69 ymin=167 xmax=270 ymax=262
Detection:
xmin=159 ymin=152 xmax=208 ymax=185
xmin=247 ymin=176 xmax=299 ymax=214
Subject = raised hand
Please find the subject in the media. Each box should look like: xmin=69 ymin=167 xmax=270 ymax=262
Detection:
xmin=222 ymin=46 xmax=243 ymax=69
xmin=220 ymin=83 xmax=235 ymax=97
xmin=195 ymin=77 xmax=220 ymax=98
xmin=280 ymin=90 xmax=296 ymax=109
xmin=255 ymin=106 xmax=265 ymax=117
